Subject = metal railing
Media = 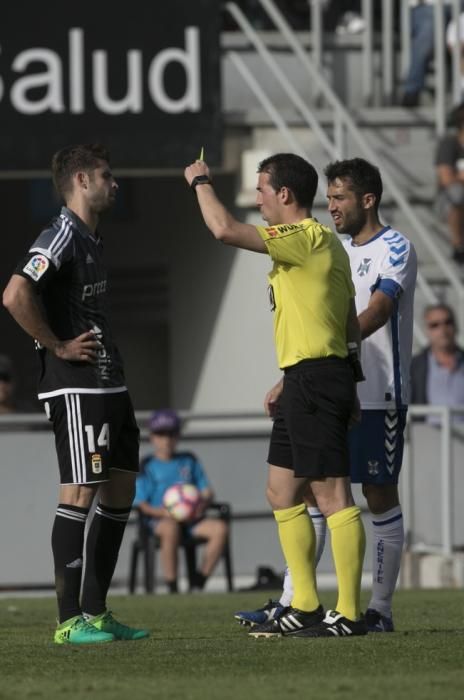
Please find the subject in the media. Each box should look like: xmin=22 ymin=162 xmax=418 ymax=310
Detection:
xmin=228 ymin=2 xmax=464 ymax=131
xmin=308 ymin=0 xmax=463 ymax=134
xmin=1 ymin=405 xmax=463 ymax=558
xmin=403 ymin=405 xmax=464 ymax=557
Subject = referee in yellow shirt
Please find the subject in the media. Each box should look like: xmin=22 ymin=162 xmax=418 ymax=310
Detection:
xmin=184 ymin=153 xmax=366 ymax=638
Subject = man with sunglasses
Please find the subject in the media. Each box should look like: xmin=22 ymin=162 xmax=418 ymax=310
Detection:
xmin=410 ymin=304 xmax=464 ymax=415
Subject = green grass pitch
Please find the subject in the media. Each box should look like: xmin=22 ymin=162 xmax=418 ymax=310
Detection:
xmin=0 ymin=589 xmax=463 ymax=700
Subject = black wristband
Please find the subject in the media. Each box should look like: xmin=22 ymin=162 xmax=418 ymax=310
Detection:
xmin=348 ymin=355 xmax=365 ymax=383
xmin=191 ymin=175 xmax=211 ymax=190
xmin=347 ymin=344 xmax=365 ymax=383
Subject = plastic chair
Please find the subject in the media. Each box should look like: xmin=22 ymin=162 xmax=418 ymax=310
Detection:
xmin=128 ymin=502 xmax=234 ymax=593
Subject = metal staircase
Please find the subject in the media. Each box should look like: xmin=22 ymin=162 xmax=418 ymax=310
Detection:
xmin=222 ymin=0 xmax=464 ymax=345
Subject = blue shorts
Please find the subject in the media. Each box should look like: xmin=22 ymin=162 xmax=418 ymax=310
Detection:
xmin=349 ymin=409 xmax=407 ymax=485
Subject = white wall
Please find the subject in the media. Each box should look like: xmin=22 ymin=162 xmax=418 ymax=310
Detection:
xmin=171 ymin=211 xmax=280 ymax=413
xmin=188 ymin=249 xmax=277 ymax=412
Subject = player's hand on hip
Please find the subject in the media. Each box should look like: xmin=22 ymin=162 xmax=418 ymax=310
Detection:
xmin=264 ymin=378 xmax=284 ymax=418
xmin=184 ymin=160 xmax=210 ymax=186
xmin=54 ymin=331 xmax=102 ymax=363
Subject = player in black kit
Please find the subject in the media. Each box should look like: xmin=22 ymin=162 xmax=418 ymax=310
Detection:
xmin=3 ymin=144 xmax=149 ymax=644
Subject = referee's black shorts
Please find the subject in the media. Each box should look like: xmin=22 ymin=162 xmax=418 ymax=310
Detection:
xmin=43 ymin=390 xmax=140 ymax=485
xmin=268 ymin=357 xmax=355 ymax=478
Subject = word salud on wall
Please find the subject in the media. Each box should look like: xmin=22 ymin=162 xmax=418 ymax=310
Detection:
xmin=0 ymin=27 xmax=201 ymax=115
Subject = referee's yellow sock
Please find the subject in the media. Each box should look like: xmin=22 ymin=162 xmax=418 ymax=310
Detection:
xmin=328 ymin=505 xmax=365 ymax=621
xmin=274 ymin=503 xmax=320 ymax=612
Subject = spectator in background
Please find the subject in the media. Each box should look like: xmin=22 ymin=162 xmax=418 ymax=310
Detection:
xmin=134 ymin=409 xmax=229 ymax=593
xmin=402 ymin=1 xmax=458 ymax=108
xmin=410 ymin=304 xmax=464 ymax=419
xmin=435 ymin=102 xmax=464 ymax=263
xmin=0 ymin=355 xmax=16 ymax=414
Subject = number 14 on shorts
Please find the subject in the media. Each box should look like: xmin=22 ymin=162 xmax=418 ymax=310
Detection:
xmin=84 ymin=422 xmax=110 ymax=452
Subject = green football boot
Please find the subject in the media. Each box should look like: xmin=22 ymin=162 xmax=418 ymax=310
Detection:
xmin=89 ymin=610 xmax=150 ymax=641
xmin=54 ymin=615 xmax=115 ymax=644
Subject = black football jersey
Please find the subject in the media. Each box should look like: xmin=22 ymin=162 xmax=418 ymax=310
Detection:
xmin=15 ymin=207 xmax=126 ymax=398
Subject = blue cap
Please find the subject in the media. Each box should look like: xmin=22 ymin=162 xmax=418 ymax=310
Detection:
xmin=149 ymin=409 xmax=181 ymax=434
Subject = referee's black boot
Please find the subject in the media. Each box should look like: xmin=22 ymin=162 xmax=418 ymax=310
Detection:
xmin=248 ymin=604 xmax=324 ymax=638
xmin=292 ymin=609 xmax=368 ymax=638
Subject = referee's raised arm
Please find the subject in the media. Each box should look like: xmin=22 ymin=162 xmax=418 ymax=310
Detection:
xmin=184 ymin=159 xmax=266 ymax=253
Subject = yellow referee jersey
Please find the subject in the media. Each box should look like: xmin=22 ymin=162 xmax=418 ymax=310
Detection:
xmin=256 ymin=218 xmax=354 ymax=369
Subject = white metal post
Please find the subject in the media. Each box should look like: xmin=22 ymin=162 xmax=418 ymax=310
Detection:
xmin=434 ymin=0 xmax=447 ymax=136
xmin=309 ymin=1 xmax=323 ymax=103
xmin=333 ymin=110 xmax=346 ymax=159
xmin=401 ymin=417 xmax=415 ymax=550
xmin=401 ymin=0 xmax=411 ymax=80
xmin=361 ymin=0 xmax=374 ymax=106
xmin=441 ymin=407 xmax=453 ymax=556
xmin=381 ymin=0 xmax=394 ymax=104
xmin=451 ymin=0 xmax=463 ymax=105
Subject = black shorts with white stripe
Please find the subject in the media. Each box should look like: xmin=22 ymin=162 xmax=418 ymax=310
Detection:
xmin=44 ymin=391 xmax=140 ymax=484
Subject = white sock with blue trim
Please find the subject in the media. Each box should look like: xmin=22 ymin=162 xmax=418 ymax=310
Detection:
xmin=368 ymin=505 xmax=404 ymax=617
xmin=279 ymin=506 xmax=326 ymax=607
